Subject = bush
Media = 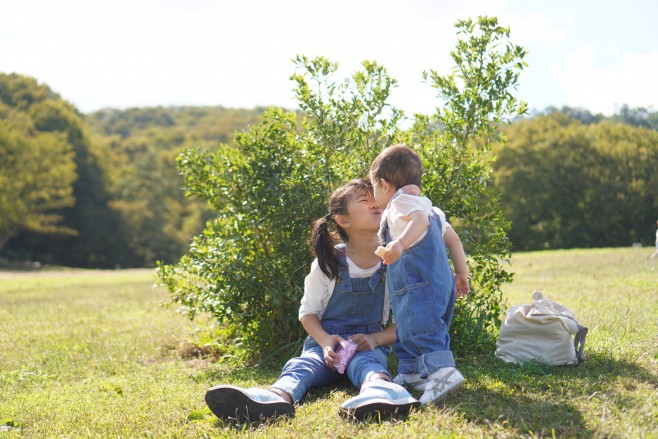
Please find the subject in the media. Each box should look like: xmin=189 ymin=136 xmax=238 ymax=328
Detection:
xmin=157 ymin=16 xmax=527 ymax=364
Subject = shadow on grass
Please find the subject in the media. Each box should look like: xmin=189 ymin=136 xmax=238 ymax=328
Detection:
xmin=448 ymin=350 xmax=658 ymax=437
xmin=209 ymin=413 xmax=294 ymax=432
xmin=452 ymin=386 xmax=588 ymax=437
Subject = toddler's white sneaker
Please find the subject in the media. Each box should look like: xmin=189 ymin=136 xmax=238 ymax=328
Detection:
xmin=394 ymin=367 xmax=464 ymax=405
xmin=417 ymin=367 xmax=464 ymax=405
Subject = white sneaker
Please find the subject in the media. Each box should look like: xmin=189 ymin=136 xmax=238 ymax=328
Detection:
xmin=339 ymin=379 xmax=421 ymax=419
xmin=418 ymin=367 xmax=464 ymax=405
xmin=205 ymin=385 xmax=294 ymax=422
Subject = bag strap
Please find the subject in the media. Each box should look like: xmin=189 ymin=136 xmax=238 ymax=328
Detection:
xmin=574 ymin=323 xmax=588 ymax=364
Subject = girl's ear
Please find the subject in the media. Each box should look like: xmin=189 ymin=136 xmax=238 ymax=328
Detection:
xmin=334 ymin=214 xmax=349 ymax=229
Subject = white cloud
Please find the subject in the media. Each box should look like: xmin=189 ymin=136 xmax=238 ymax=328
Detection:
xmin=499 ymin=11 xmax=568 ymax=50
xmin=2 ymin=0 xmax=654 ymax=115
xmin=0 ymin=0 xmax=467 ymax=113
xmin=557 ymin=47 xmax=658 ymax=113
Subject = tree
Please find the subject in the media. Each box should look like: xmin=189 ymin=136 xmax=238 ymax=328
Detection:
xmin=158 ymin=16 xmax=527 ymax=363
xmin=11 ymin=99 xmax=125 ymax=267
xmin=85 ymin=106 xmax=265 ymax=267
xmin=0 ymin=73 xmax=127 ymax=266
xmin=495 ymin=113 xmax=658 ymax=250
xmin=0 ymin=106 xmax=76 ymax=253
xmin=611 ymin=104 xmax=658 ymax=131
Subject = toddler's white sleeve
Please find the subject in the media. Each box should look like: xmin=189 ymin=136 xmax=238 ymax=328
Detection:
xmin=432 ymin=206 xmax=451 ymax=237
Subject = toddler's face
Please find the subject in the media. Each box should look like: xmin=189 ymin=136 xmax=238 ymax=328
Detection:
xmin=370 ymin=174 xmax=394 ymax=208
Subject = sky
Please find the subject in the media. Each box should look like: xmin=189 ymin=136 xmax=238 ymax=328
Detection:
xmin=2 ymin=0 xmax=657 ymax=116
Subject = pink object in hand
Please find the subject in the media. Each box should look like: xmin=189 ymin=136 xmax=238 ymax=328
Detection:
xmin=334 ymin=340 xmax=358 ymax=374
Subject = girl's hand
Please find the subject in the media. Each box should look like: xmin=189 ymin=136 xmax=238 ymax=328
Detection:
xmin=455 ymin=274 xmax=470 ymax=298
xmin=349 ymin=333 xmax=378 ymax=351
xmin=382 ymin=240 xmax=404 ymax=265
xmin=321 ymin=334 xmax=344 ymax=370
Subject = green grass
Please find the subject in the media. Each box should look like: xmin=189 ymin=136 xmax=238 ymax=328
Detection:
xmin=1 ymin=248 xmax=656 ymax=438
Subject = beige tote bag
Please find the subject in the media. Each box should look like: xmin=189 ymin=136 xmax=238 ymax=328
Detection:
xmin=495 ymin=291 xmax=588 ymax=365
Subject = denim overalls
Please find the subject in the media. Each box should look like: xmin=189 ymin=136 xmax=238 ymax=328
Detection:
xmin=381 ymin=202 xmax=456 ymax=378
xmin=271 ymin=248 xmax=392 ymax=403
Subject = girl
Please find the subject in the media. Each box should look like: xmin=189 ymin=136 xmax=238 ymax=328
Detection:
xmin=205 ymin=179 xmax=419 ymax=421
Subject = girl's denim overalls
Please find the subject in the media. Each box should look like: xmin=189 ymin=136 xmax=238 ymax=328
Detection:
xmin=381 ymin=203 xmax=456 ymax=378
xmin=271 ymin=249 xmax=391 ymax=403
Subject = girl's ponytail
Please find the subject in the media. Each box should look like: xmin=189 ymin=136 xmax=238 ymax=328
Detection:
xmin=310 ymin=214 xmax=339 ymax=279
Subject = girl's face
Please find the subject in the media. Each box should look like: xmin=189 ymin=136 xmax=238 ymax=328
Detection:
xmin=341 ymin=189 xmax=382 ymax=232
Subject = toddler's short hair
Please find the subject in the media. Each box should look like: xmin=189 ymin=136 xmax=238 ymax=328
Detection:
xmin=370 ymin=144 xmax=422 ymax=189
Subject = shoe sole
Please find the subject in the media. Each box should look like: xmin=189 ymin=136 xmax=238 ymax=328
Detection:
xmin=339 ymin=398 xmax=421 ymax=420
xmin=205 ymin=385 xmax=294 ymax=422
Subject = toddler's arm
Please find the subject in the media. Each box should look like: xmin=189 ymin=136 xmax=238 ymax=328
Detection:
xmin=381 ymin=210 xmax=429 ymax=265
xmin=444 ymin=227 xmax=470 ymax=297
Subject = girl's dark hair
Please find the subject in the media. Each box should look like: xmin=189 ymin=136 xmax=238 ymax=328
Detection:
xmin=370 ymin=144 xmax=423 ymax=189
xmin=310 ymin=178 xmax=373 ymax=279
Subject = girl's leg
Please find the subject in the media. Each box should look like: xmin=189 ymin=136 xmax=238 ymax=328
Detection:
xmin=270 ymin=341 xmax=343 ymax=404
xmin=345 ymin=346 xmax=391 ymax=388
xmin=205 ymin=339 xmax=341 ymax=422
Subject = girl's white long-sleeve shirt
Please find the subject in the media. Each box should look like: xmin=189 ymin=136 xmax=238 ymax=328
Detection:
xmin=298 ymin=256 xmax=391 ymax=325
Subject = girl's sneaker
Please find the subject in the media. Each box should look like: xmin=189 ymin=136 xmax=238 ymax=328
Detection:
xmin=205 ymin=385 xmax=294 ymax=422
xmin=339 ymin=379 xmax=421 ymax=419
xmin=393 ymin=367 xmax=464 ymax=405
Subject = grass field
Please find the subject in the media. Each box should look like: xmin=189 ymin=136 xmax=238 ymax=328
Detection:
xmin=1 ymin=248 xmax=656 ymax=438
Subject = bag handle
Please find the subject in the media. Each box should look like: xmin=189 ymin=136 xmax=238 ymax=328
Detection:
xmin=574 ymin=323 xmax=588 ymax=364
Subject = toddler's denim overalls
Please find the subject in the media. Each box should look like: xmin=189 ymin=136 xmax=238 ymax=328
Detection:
xmin=381 ymin=205 xmax=456 ymax=378
xmin=271 ymin=249 xmax=391 ymax=403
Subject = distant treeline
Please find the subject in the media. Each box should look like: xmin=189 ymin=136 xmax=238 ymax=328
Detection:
xmin=1 ymin=73 xmax=656 ymax=267
xmin=1 ymin=73 xmax=264 ymax=267
xmin=496 ymin=110 xmax=658 ymax=250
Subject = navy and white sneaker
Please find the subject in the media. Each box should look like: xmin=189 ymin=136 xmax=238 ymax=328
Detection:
xmin=205 ymin=385 xmax=294 ymax=422
xmin=339 ymin=379 xmax=421 ymax=419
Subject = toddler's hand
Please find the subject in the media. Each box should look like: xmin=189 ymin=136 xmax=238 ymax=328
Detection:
xmin=455 ymin=274 xmax=470 ymax=298
xmin=380 ymin=241 xmax=403 ymax=265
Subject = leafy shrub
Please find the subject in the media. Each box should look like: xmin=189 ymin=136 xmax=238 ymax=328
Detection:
xmin=157 ymin=16 xmax=527 ymax=364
